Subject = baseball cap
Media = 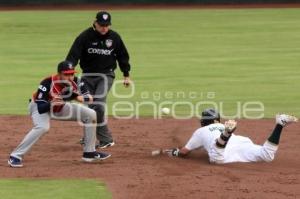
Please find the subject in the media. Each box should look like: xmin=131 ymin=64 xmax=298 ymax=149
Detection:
xmin=57 ymin=61 xmax=76 ymax=74
xmin=96 ymin=11 xmax=111 ymax=26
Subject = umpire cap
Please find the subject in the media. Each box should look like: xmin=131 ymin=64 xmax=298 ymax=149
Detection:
xmin=96 ymin=11 xmax=111 ymax=26
xmin=200 ymin=108 xmax=221 ymax=126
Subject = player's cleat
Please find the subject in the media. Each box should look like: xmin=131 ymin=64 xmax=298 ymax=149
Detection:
xmin=276 ymin=114 xmax=298 ymax=127
xmin=82 ymin=151 xmax=111 ymax=162
xmin=8 ymin=156 xmax=23 ymax=168
xmin=96 ymin=141 xmax=115 ymax=149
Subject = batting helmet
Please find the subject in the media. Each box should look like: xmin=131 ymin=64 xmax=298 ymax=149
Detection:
xmin=200 ymin=108 xmax=221 ymax=127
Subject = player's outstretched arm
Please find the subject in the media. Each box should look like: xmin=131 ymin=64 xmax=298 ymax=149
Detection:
xmin=166 ymin=147 xmax=190 ymax=158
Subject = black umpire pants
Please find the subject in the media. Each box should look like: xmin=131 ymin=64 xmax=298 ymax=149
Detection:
xmin=81 ymin=73 xmax=114 ymax=143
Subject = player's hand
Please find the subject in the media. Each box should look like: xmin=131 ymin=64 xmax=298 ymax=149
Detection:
xmin=224 ymin=120 xmax=237 ymax=133
xmin=123 ymin=76 xmax=131 ymax=88
xmin=76 ymin=95 xmax=84 ymax=103
xmin=61 ymin=86 xmax=74 ymax=98
xmin=51 ymin=95 xmax=65 ymax=106
xmin=76 ymin=94 xmax=93 ymax=103
xmin=85 ymin=94 xmax=93 ymax=103
xmin=72 ymin=91 xmax=80 ymax=98
xmin=165 ymin=148 xmax=180 ymax=157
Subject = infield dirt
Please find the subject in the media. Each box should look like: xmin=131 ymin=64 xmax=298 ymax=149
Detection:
xmin=0 ymin=116 xmax=299 ymax=199
xmin=1 ymin=4 xmax=300 ymax=198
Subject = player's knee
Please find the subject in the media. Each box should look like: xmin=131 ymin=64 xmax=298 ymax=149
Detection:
xmin=35 ymin=124 xmax=50 ymax=134
xmin=262 ymin=142 xmax=277 ymax=162
xmin=262 ymin=151 xmax=275 ymax=162
xmin=89 ymin=109 xmax=97 ymax=122
xmin=263 ymin=155 xmax=274 ymax=162
xmin=83 ymin=109 xmax=97 ymax=123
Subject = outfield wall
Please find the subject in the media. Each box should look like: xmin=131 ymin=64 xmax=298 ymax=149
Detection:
xmin=0 ymin=0 xmax=299 ymax=6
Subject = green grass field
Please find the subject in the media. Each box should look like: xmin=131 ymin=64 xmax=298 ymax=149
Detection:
xmin=0 ymin=179 xmax=111 ymax=199
xmin=0 ymin=9 xmax=300 ymax=117
xmin=0 ymin=8 xmax=300 ymax=199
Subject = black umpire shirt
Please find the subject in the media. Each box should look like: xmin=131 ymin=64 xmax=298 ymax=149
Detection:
xmin=66 ymin=27 xmax=130 ymax=77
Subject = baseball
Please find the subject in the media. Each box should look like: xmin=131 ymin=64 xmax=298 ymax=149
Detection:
xmin=151 ymin=149 xmax=161 ymax=156
xmin=161 ymin=107 xmax=170 ymax=115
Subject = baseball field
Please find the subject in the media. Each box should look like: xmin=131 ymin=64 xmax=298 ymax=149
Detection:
xmin=0 ymin=5 xmax=300 ymax=199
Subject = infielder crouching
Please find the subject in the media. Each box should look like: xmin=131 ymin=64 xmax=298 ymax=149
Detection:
xmin=166 ymin=108 xmax=298 ymax=164
xmin=8 ymin=61 xmax=111 ymax=168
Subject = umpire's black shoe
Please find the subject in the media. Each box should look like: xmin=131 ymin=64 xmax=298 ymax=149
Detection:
xmin=96 ymin=141 xmax=115 ymax=149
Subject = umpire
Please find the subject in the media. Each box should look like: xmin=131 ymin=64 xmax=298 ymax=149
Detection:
xmin=66 ymin=11 xmax=131 ymax=148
